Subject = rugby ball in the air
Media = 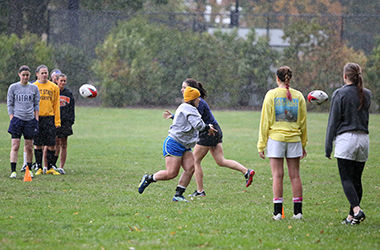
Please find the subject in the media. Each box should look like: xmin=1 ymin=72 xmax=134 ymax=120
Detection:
xmin=307 ymin=90 xmax=328 ymax=105
xmin=79 ymin=84 xmax=97 ymax=98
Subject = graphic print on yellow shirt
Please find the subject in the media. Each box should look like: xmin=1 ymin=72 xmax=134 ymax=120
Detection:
xmin=274 ymin=97 xmax=299 ymax=122
xmin=34 ymin=80 xmax=61 ymax=127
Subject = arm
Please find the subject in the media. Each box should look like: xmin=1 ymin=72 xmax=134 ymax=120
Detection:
xmin=34 ymin=86 xmax=40 ymax=121
xmin=70 ymin=92 xmax=75 ymax=125
xmin=299 ymin=95 xmax=308 ymax=158
xmin=257 ymin=92 xmax=272 ymax=156
xmin=53 ymin=86 xmax=61 ymax=127
xmin=325 ymin=91 xmax=341 ymax=159
xmin=7 ymin=85 xmax=14 ymax=120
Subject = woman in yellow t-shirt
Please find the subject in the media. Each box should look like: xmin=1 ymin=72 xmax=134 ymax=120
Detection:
xmin=257 ymin=66 xmax=307 ymax=221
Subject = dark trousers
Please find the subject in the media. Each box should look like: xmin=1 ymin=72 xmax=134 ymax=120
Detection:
xmin=337 ymin=158 xmax=365 ymax=216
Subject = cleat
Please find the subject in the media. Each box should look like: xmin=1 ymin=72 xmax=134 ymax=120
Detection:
xmin=46 ymin=168 xmax=60 ymax=175
xmin=351 ymin=210 xmax=365 ymax=225
xmin=245 ymin=169 xmax=255 ymax=187
xmin=32 ymin=163 xmax=39 ymax=171
xmin=188 ymin=190 xmax=206 ymax=197
xmin=57 ymin=168 xmax=66 ymax=175
xmin=272 ymin=213 xmax=282 ymax=221
xmin=20 ymin=164 xmax=27 ymax=172
xmin=172 ymin=195 xmax=189 ymax=202
xmin=341 ymin=218 xmax=352 ymax=225
xmin=43 ymin=167 xmax=48 ymax=174
xmin=29 ymin=170 xmax=34 ymax=178
xmin=35 ymin=168 xmax=44 ymax=175
xmin=138 ymin=174 xmax=151 ymax=194
xmin=292 ymin=213 xmax=303 ymax=219
xmin=10 ymin=172 xmax=17 ymax=178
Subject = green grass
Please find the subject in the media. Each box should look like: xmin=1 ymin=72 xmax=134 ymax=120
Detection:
xmin=0 ymin=104 xmax=379 ymax=249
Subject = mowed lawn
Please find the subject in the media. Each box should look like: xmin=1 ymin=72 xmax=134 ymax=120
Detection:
xmin=0 ymin=104 xmax=379 ymax=249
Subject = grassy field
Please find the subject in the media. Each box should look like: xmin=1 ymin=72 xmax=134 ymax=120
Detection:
xmin=0 ymin=104 xmax=379 ymax=249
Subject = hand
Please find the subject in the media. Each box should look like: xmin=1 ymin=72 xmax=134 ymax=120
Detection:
xmin=163 ymin=110 xmax=173 ymax=119
xmin=208 ymin=124 xmax=218 ymax=136
xmin=301 ymin=148 xmax=307 ymax=159
xmin=259 ymin=151 xmax=265 ymax=159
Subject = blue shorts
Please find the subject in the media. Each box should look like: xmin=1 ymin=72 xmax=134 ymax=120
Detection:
xmin=8 ymin=117 xmax=38 ymax=140
xmin=163 ymin=136 xmax=191 ymax=157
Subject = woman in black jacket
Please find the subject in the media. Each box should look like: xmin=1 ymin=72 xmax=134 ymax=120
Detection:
xmin=325 ymin=63 xmax=371 ymax=225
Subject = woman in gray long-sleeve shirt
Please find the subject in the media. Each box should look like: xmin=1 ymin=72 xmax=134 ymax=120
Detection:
xmin=137 ymin=86 xmax=216 ymax=201
xmin=7 ymin=65 xmax=40 ymax=178
xmin=325 ymin=62 xmax=371 ymax=225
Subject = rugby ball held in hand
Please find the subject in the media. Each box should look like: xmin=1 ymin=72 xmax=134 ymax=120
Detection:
xmin=79 ymin=84 xmax=97 ymax=98
xmin=307 ymin=90 xmax=328 ymax=105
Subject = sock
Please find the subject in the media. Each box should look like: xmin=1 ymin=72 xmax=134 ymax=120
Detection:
xmin=11 ymin=162 xmax=16 ymax=172
xmin=23 ymin=151 xmax=27 ymax=166
xmin=52 ymin=155 xmax=58 ymax=166
xmin=34 ymin=149 xmax=43 ymax=168
xmin=27 ymin=162 xmax=33 ymax=171
xmin=293 ymin=197 xmax=303 ymax=215
xmin=149 ymin=174 xmax=156 ymax=182
xmin=244 ymin=170 xmax=249 ymax=178
xmin=273 ymin=197 xmax=283 ymax=215
xmin=175 ymin=185 xmax=186 ymax=197
xmin=47 ymin=150 xmax=56 ymax=170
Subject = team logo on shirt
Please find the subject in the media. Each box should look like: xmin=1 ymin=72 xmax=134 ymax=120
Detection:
xmin=60 ymin=96 xmax=71 ymax=107
xmin=274 ymin=97 xmax=299 ymax=122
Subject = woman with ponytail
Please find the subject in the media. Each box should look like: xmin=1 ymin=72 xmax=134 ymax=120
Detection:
xmin=257 ymin=66 xmax=308 ymax=220
xmin=325 ymin=63 xmax=371 ymax=225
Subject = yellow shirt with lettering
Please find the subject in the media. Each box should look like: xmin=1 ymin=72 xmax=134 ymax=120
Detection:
xmin=33 ymin=80 xmax=61 ymax=127
xmin=257 ymin=87 xmax=307 ymax=152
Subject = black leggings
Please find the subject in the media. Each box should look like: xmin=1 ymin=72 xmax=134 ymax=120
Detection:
xmin=337 ymin=158 xmax=365 ymax=216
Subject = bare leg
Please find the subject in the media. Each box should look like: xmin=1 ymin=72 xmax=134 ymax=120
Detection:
xmin=43 ymin=146 xmax=48 ymax=168
xmin=10 ymin=139 xmax=21 ymax=163
xmin=177 ymin=151 xmax=195 ymax=187
xmin=153 ymin=156 xmax=182 ymax=181
xmin=270 ymin=158 xmax=284 ymax=198
xmin=209 ymin=143 xmax=247 ymax=174
xmin=286 ymin=157 xmax=302 ymax=198
xmin=193 ymin=145 xmax=209 ymax=192
xmin=59 ymin=137 xmax=68 ymax=168
xmin=24 ymin=139 xmax=33 ymax=163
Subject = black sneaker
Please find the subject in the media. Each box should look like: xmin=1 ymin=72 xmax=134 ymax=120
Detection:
xmin=351 ymin=210 xmax=365 ymax=225
xmin=138 ymin=174 xmax=151 ymax=194
xmin=20 ymin=164 xmax=27 ymax=172
xmin=188 ymin=190 xmax=206 ymax=197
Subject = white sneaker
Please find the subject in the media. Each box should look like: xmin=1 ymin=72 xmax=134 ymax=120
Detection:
xmin=272 ymin=213 xmax=282 ymax=221
xmin=29 ymin=170 xmax=34 ymax=178
xmin=292 ymin=213 xmax=303 ymax=219
xmin=57 ymin=168 xmax=66 ymax=174
xmin=43 ymin=167 xmax=48 ymax=174
xmin=10 ymin=172 xmax=17 ymax=178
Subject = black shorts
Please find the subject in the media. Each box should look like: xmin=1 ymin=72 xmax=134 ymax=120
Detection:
xmin=197 ymin=123 xmax=223 ymax=147
xmin=8 ymin=117 xmax=38 ymax=140
xmin=56 ymin=125 xmax=73 ymax=138
xmin=33 ymin=116 xmax=56 ymax=146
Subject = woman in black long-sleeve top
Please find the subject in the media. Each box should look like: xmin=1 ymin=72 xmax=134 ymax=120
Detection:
xmin=325 ymin=62 xmax=371 ymax=225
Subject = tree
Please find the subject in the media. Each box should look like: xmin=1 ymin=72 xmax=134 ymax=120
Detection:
xmin=366 ymin=37 xmax=380 ymax=110
xmin=281 ymin=19 xmax=367 ymax=111
xmin=0 ymin=33 xmax=54 ymax=101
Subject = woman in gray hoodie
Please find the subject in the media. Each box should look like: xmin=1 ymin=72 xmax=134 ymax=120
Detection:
xmin=138 ymin=86 xmax=216 ymax=201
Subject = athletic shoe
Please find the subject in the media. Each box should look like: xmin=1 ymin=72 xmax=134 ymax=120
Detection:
xmin=245 ymin=169 xmax=256 ymax=187
xmin=188 ymin=190 xmax=206 ymax=197
xmin=10 ymin=172 xmax=17 ymax=178
xmin=29 ymin=170 xmax=34 ymax=178
xmin=20 ymin=164 xmax=27 ymax=172
xmin=172 ymin=195 xmax=189 ymax=202
xmin=46 ymin=168 xmax=61 ymax=175
xmin=57 ymin=168 xmax=66 ymax=175
xmin=32 ymin=163 xmax=39 ymax=171
xmin=272 ymin=213 xmax=282 ymax=221
xmin=43 ymin=167 xmax=48 ymax=174
xmin=341 ymin=218 xmax=352 ymax=225
xmin=138 ymin=174 xmax=151 ymax=194
xmin=35 ymin=168 xmax=44 ymax=175
xmin=351 ymin=210 xmax=365 ymax=225
xmin=292 ymin=213 xmax=303 ymax=219
xmin=51 ymin=165 xmax=58 ymax=171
